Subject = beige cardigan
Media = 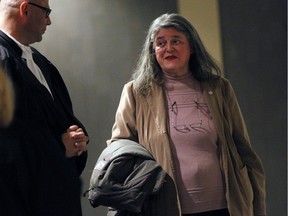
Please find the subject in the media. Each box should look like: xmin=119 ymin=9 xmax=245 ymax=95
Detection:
xmin=0 ymin=67 xmax=14 ymax=126
xmin=108 ymin=77 xmax=266 ymax=216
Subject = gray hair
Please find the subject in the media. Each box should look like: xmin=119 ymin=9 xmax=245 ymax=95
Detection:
xmin=132 ymin=13 xmax=222 ymax=96
xmin=0 ymin=0 xmax=24 ymax=10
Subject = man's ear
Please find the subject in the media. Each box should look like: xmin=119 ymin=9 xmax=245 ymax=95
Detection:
xmin=19 ymin=1 xmax=28 ymax=16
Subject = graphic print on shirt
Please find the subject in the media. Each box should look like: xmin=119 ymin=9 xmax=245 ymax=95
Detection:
xmin=167 ymin=90 xmax=212 ymax=133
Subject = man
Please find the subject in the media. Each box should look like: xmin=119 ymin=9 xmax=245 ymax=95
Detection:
xmin=0 ymin=0 xmax=89 ymax=215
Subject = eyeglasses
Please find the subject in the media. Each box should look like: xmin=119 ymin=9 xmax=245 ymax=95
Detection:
xmin=28 ymin=2 xmax=52 ymax=18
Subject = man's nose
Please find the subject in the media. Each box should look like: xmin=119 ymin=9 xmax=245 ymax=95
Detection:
xmin=46 ymin=16 xmax=52 ymax=25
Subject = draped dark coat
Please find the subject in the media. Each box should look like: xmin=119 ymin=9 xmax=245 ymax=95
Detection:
xmin=0 ymin=30 xmax=88 ymax=216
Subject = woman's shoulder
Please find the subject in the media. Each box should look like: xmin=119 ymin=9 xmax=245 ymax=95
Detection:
xmin=201 ymin=75 xmax=231 ymax=87
xmin=124 ymin=80 xmax=134 ymax=87
xmin=123 ymin=80 xmax=161 ymax=95
xmin=122 ymin=80 xmax=136 ymax=93
xmin=200 ymin=75 xmax=236 ymax=98
xmin=121 ymin=80 xmax=139 ymax=99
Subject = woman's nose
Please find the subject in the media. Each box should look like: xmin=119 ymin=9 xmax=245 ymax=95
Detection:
xmin=167 ymin=42 xmax=175 ymax=52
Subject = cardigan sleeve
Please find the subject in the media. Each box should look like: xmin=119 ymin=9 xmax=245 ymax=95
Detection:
xmin=0 ymin=67 xmax=14 ymax=126
xmin=107 ymin=81 xmax=139 ymax=145
xmin=223 ymin=79 xmax=266 ymax=215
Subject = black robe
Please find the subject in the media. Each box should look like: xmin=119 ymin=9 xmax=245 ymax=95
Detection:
xmin=0 ymin=30 xmax=88 ymax=216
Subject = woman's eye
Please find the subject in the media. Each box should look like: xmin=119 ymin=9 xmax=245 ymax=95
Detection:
xmin=172 ymin=39 xmax=181 ymax=44
xmin=156 ymin=40 xmax=166 ymax=47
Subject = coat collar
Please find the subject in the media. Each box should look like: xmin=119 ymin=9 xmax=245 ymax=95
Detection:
xmin=145 ymin=82 xmax=169 ymax=134
xmin=0 ymin=30 xmax=23 ymax=56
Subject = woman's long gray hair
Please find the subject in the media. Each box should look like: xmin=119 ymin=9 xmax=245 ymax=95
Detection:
xmin=132 ymin=13 xmax=222 ymax=95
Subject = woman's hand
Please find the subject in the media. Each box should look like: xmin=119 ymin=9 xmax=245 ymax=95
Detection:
xmin=61 ymin=125 xmax=89 ymax=158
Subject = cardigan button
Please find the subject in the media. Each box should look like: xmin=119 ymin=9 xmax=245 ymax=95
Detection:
xmin=208 ymin=90 xmax=213 ymax=95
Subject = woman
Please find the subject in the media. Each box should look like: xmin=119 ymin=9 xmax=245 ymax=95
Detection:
xmin=0 ymin=66 xmax=14 ymax=126
xmin=107 ymin=13 xmax=266 ymax=216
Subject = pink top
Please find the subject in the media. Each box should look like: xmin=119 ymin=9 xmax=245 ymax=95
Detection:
xmin=164 ymin=73 xmax=226 ymax=214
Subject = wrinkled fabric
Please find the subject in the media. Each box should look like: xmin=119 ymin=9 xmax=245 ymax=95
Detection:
xmin=108 ymin=77 xmax=266 ymax=216
xmin=0 ymin=30 xmax=88 ymax=216
xmin=88 ymin=139 xmax=167 ymax=216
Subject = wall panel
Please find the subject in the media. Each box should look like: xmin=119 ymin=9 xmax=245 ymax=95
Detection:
xmin=219 ymin=1 xmax=287 ymax=215
xmin=35 ymin=1 xmax=177 ymax=215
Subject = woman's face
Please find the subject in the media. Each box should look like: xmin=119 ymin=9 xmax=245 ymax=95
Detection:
xmin=153 ymin=27 xmax=191 ymax=77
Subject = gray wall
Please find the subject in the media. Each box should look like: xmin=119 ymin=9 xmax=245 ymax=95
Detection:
xmin=34 ymin=0 xmax=287 ymax=216
xmin=35 ymin=1 xmax=177 ymax=215
xmin=219 ymin=1 xmax=287 ymax=216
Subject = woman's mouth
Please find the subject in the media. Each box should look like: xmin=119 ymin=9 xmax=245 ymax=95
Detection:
xmin=165 ymin=55 xmax=177 ymax=60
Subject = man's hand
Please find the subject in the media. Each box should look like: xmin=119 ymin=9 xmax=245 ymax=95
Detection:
xmin=61 ymin=125 xmax=89 ymax=158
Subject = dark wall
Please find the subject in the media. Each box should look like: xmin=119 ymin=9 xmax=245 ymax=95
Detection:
xmin=219 ymin=1 xmax=287 ymax=215
xmin=36 ymin=1 xmax=177 ymax=215
xmin=34 ymin=0 xmax=287 ymax=215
